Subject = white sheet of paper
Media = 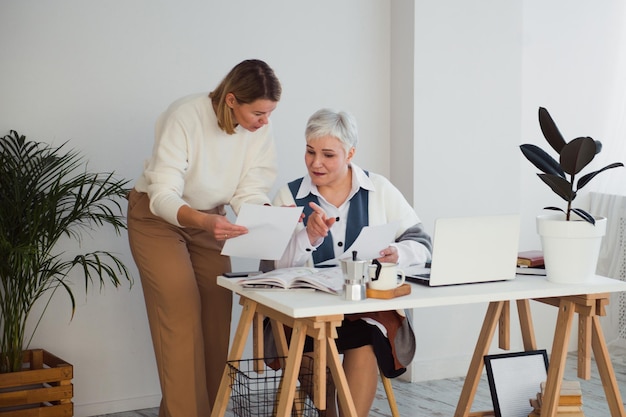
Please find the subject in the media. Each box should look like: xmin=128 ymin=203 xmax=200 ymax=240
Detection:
xmin=221 ymin=204 xmax=303 ymax=260
xmin=338 ymin=221 xmax=399 ymax=261
xmin=314 ymin=222 xmax=399 ymax=267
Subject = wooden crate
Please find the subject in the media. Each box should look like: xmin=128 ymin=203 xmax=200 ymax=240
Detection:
xmin=0 ymin=349 xmax=73 ymax=417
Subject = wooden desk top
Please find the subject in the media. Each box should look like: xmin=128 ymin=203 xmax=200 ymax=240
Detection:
xmin=218 ymin=274 xmax=626 ymax=318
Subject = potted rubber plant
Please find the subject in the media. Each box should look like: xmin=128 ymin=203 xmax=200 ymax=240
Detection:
xmin=0 ymin=130 xmax=132 ymax=412
xmin=520 ymin=107 xmax=624 ymax=283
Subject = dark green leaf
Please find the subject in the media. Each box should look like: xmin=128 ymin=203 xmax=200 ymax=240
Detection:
xmin=577 ymin=162 xmax=624 ymax=190
xmin=538 ymin=107 xmax=567 ymax=154
xmin=570 ymin=208 xmax=595 ymax=225
xmin=543 ymin=206 xmax=566 ymax=214
xmin=538 ymin=173 xmax=574 ymax=202
xmin=520 ymin=144 xmax=564 ymax=177
xmin=595 ymin=140 xmax=603 ymax=154
xmin=560 ymin=137 xmax=596 ymax=176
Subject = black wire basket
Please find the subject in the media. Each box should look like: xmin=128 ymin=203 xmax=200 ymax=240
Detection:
xmin=227 ymin=357 xmax=326 ymax=417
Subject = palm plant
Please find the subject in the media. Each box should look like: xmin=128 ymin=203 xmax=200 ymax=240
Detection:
xmin=0 ymin=130 xmax=132 ymax=373
xmin=520 ymin=107 xmax=624 ymax=224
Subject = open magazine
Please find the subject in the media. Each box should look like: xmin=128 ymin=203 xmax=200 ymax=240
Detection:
xmin=235 ymin=267 xmax=344 ymax=294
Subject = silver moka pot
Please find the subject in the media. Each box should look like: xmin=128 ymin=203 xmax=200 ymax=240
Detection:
xmin=340 ymin=251 xmax=369 ymax=301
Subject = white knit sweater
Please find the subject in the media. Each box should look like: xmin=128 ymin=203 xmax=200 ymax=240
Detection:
xmin=134 ymin=93 xmax=277 ymax=226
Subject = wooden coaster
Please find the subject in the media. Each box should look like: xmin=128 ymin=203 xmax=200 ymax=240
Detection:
xmin=366 ymin=283 xmax=411 ymax=299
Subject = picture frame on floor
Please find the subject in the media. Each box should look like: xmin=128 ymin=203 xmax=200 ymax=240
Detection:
xmin=484 ymin=349 xmax=549 ymax=417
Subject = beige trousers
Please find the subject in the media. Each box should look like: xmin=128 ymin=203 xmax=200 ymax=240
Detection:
xmin=127 ymin=189 xmax=232 ymax=417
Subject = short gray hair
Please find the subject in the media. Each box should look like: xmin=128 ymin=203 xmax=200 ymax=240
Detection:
xmin=305 ymin=108 xmax=358 ymax=152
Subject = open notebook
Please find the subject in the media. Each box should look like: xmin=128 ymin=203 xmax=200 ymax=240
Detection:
xmin=405 ymin=214 xmax=520 ymax=286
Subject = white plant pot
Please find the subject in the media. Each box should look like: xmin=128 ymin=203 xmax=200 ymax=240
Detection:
xmin=536 ymin=213 xmax=607 ymax=284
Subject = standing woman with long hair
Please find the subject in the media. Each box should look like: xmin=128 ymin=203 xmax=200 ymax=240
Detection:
xmin=127 ymin=59 xmax=282 ymax=417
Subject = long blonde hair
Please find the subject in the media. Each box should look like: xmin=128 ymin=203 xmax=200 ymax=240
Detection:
xmin=209 ymin=59 xmax=282 ymax=134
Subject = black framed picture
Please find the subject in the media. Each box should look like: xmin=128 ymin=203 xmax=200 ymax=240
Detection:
xmin=484 ymin=349 xmax=549 ymax=417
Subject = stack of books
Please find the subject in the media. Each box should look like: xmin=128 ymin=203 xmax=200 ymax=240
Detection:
xmin=516 ymin=250 xmax=547 ymax=276
xmin=528 ymin=380 xmax=584 ymax=416
xmin=517 ymin=250 xmax=545 ymax=268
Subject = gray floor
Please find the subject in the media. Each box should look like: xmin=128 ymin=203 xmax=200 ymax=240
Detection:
xmin=94 ymin=346 xmax=626 ymax=417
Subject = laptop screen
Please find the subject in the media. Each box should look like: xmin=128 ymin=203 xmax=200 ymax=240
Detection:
xmin=407 ymin=214 xmax=520 ymax=286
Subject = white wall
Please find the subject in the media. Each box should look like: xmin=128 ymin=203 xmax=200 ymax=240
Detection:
xmin=406 ymin=0 xmax=525 ymax=381
xmin=1 ymin=0 xmax=625 ymax=414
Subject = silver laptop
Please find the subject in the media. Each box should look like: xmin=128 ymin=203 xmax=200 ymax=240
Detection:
xmin=406 ymin=214 xmax=520 ymax=286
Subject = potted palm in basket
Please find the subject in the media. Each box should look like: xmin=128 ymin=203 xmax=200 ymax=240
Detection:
xmin=0 ymin=130 xmax=132 ymax=413
xmin=520 ymin=107 xmax=623 ymax=283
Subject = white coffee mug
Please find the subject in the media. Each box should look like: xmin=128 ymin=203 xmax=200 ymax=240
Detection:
xmin=367 ymin=262 xmax=405 ymax=291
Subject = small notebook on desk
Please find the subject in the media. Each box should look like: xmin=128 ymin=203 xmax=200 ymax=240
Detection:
xmin=405 ymin=214 xmax=520 ymax=286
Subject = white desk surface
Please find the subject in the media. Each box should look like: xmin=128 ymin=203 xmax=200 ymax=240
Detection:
xmin=218 ymin=274 xmax=626 ymax=319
